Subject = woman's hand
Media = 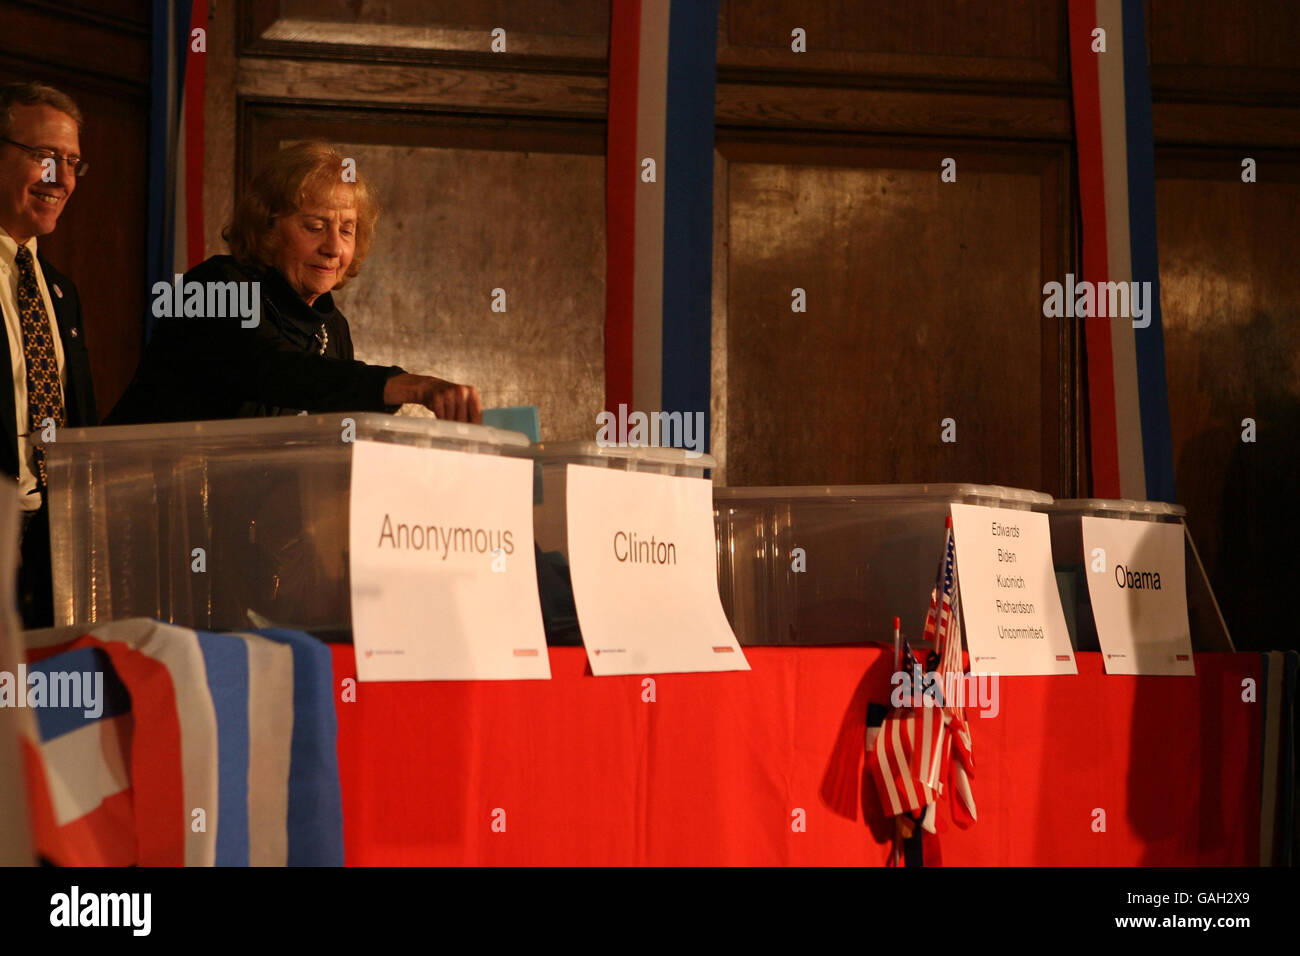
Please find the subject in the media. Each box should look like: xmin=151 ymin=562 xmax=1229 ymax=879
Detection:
xmin=383 ymin=372 xmax=483 ymax=423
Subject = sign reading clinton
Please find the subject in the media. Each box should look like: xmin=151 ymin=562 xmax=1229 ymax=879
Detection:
xmin=565 ymin=465 xmax=748 ymax=676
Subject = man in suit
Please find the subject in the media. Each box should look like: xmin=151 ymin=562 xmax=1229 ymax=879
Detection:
xmin=0 ymin=82 xmax=98 ymax=627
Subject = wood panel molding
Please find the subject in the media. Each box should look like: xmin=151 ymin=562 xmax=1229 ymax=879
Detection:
xmin=718 ymin=0 xmax=1067 ymax=88
xmin=0 ymin=0 xmax=149 ymax=89
xmin=239 ymin=0 xmax=608 ymax=74
xmin=238 ymin=55 xmax=1081 ymax=142
xmin=237 ymin=98 xmax=604 ymax=194
xmin=717 ymin=82 xmax=1072 ymax=140
xmin=1152 ymin=100 xmax=1300 ymax=149
xmin=1149 ymin=0 xmax=1300 ymax=100
xmin=237 ymin=56 xmax=607 ymax=119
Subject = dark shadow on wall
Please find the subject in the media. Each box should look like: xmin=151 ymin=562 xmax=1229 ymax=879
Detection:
xmin=1177 ymin=309 xmax=1300 ymax=653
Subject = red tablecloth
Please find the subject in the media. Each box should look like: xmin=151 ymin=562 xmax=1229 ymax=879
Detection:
xmin=332 ymin=647 xmax=1261 ymax=865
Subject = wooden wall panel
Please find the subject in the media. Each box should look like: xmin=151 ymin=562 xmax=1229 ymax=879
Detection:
xmin=719 ymin=0 xmax=1064 ymax=84
xmin=1148 ymin=0 xmax=1300 ymax=148
xmin=0 ymin=2 xmax=148 ymax=84
xmin=1150 ymin=0 xmax=1300 ymax=96
xmin=333 ymin=142 xmax=606 ymax=443
xmin=235 ymin=56 xmax=606 ymax=118
xmin=240 ymin=105 xmax=606 ymax=442
xmin=242 ymin=0 xmax=608 ymax=65
xmin=278 ymin=0 xmax=607 ymax=34
xmin=0 ymin=0 xmax=150 ymax=418
xmin=1156 ymin=151 xmax=1300 ymax=649
xmin=204 ymin=0 xmax=239 ymax=259
xmin=721 ymin=139 xmax=1071 ymax=492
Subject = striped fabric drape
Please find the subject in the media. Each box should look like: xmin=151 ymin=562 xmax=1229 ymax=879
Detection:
xmin=605 ymin=0 xmax=720 ymax=450
xmin=147 ymin=0 xmax=207 ymax=339
xmin=21 ymin=620 xmax=343 ymax=867
xmin=1068 ymin=0 xmax=1176 ymax=502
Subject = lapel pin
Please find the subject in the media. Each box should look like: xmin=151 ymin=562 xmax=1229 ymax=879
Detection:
xmin=53 ymin=284 xmax=63 ymax=299
xmin=70 ymin=328 xmax=79 ymax=338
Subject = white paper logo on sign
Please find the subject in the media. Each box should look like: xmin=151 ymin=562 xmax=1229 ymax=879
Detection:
xmin=1082 ymin=517 xmax=1193 ymax=675
xmin=565 ymin=465 xmax=748 ymax=676
xmin=348 ymin=440 xmax=549 ymax=681
xmin=949 ymin=503 xmax=1077 ymax=676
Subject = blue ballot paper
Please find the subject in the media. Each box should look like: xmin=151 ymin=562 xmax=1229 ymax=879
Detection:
xmin=482 ymin=405 xmax=540 ymax=442
xmin=482 ymin=405 xmax=542 ymax=505
xmin=481 ymin=406 xmax=580 ymax=645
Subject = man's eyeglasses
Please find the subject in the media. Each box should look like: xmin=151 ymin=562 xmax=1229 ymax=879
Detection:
xmin=0 ymin=138 xmax=89 ymax=178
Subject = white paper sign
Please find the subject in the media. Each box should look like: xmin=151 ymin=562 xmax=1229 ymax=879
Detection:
xmin=1081 ymin=517 xmax=1193 ymax=675
xmin=349 ymin=440 xmax=549 ymax=681
xmin=950 ymin=503 xmax=1077 ymax=676
xmin=565 ymin=465 xmax=748 ymax=676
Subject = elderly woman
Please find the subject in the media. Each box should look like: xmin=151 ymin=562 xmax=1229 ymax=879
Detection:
xmin=108 ymin=141 xmax=479 ymax=423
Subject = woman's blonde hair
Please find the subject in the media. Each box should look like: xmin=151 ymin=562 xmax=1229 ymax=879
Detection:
xmin=222 ymin=141 xmax=379 ymax=289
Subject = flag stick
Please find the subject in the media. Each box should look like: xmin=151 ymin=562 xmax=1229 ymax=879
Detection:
xmin=892 ymin=615 xmax=901 ymax=674
xmin=892 ymin=615 xmax=902 ymax=866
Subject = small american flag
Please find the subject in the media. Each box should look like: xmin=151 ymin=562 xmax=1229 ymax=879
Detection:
xmin=930 ymin=519 xmax=976 ymax=828
xmin=868 ymin=518 xmax=977 ymax=864
xmin=869 ymin=634 xmax=939 ymax=820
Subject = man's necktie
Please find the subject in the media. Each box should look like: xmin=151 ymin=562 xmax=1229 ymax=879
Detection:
xmin=13 ymin=245 xmax=66 ymax=488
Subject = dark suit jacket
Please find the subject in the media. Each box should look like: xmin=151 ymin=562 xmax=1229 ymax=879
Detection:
xmin=0 ymin=255 xmax=98 ymax=481
xmin=106 ymin=255 xmax=402 ymax=424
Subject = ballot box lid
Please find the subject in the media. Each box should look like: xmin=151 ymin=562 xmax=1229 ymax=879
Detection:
xmin=530 ymin=440 xmax=717 ymax=471
xmin=713 ymin=483 xmax=1051 ymax=506
xmin=1046 ymin=498 xmax=1186 ymax=519
xmin=49 ymin=412 xmax=531 ymax=453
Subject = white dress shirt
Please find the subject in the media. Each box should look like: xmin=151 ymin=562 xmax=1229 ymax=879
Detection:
xmin=0 ymin=227 xmax=68 ymax=512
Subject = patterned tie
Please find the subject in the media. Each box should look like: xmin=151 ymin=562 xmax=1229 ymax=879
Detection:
xmin=13 ymin=245 xmax=66 ymax=487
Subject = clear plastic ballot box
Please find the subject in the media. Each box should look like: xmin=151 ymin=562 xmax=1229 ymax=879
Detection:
xmin=530 ymin=442 xmax=716 ymax=645
xmin=1039 ymin=498 xmax=1234 ymax=652
xmin=713 ymin=484 xmax=1051 ymax=645
xmin=46 ymin=414 xmax=531 ymax=634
